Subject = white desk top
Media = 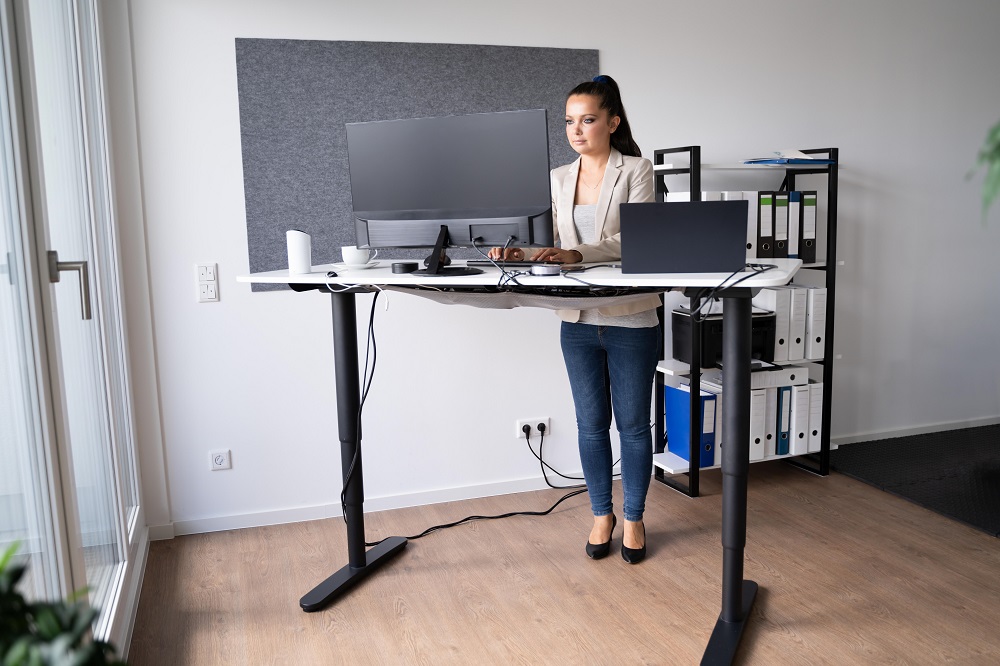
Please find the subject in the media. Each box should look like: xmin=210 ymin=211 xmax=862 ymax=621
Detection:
xmin=237 ymin=259 xmax=802 ymax=289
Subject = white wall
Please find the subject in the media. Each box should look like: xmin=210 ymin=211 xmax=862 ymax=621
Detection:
xmin=125 ymin=0 xmax=1000 ymax=535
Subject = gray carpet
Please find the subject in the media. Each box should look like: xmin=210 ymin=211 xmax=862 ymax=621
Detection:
xmin=830 ymin=425 xmax=1000 ymax=537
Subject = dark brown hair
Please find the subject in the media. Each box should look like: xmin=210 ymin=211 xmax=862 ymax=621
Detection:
xmin=567 ymin=75 xmax=641 ymax=158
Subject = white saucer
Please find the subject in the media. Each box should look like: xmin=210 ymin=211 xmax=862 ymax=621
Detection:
xmin=334 ymin=261 xmax=379 ymax=271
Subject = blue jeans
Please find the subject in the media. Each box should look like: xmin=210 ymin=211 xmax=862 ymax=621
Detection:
xmin=560 ymin=322 xmax=659 ymax=522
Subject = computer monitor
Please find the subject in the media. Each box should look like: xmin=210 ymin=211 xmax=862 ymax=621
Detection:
xmin=345 ymin=109 xmax=554 ymax=276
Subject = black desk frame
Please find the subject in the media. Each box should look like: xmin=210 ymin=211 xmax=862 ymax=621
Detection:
xmin=295 ymin=282 xmax=760 ymax=665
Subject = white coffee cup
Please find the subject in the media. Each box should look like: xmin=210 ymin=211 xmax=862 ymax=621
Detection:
xmin=341 ymin=245 xmax=378 ymax=267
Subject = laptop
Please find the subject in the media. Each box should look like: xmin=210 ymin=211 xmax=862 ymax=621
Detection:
xmin=619 ymin=200 xmax=749 ymax=274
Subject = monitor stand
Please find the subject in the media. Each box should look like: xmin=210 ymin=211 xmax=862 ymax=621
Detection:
xmin=412 ymin=225 xmax=483 ymax=276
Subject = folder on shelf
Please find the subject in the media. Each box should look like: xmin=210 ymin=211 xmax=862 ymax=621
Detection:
xmin=699 ymin=385 xmax=766 ymax=464
xmin=805 ymin=287 xmax=827 ymax=360
xmin=666 ymin=191 xmax=691 ymax=202
xmin=788 ymin=191 xmax=802 ymax=259
xmin=801 ymin=191 xmax=818 ymax=263
xmin=749 ymin=388 xmax=767 ymax=461
xmin=756 ymin=192 xmax=774 ymax=258
xmin=789 ymin=384 xmax=811 ymax=455
xmin=808 ymin=381 xmax=824 ymax=453
xmin=764 ymin=387 xmax=778 ymax=457
xmin=773 ymin=192 xmax=789 ymax=259
xmin=737 ymin=191 xmax=757 ymax=259
xmin=702 ymin=191 xmax=722 ymax=201
xmin=785 ymin=286 xmax=807 ymax=362
xmin=665 ymin=384 xmax=716 ymax=468
xmin=700 ymin=384 xmax=724 ymax=467
xmin=776 ymin=386 xmax=792 ymax=455
xmin=752 ymin=287 xmax=790 ymax=363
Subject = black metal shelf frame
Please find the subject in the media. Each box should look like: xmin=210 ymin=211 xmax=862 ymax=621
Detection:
xmin=651 ymin=146 xmax=839 ymax=497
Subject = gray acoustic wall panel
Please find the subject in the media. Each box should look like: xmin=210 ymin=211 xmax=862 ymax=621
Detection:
xmin=235 ymin=39 xmax=598 ymax=290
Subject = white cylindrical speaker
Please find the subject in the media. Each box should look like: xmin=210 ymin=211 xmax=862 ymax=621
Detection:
xmin=286 ymin=229 xmax=312 ymax=274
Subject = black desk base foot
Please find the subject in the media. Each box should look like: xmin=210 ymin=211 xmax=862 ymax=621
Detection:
xmin=300 ymin=536 xmax=408 ymax=612
xmin=701 ymin=580 xmax=759 ymax=666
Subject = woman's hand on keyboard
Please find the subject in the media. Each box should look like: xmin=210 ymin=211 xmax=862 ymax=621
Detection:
xmin=529 ymin=248 xmax=584 ymax=264
xmin=487 ymin=247 xmax=524 ymax=261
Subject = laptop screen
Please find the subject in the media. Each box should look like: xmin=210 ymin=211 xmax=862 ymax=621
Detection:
xmin=619 ymin=200 xmax=748 ymax=274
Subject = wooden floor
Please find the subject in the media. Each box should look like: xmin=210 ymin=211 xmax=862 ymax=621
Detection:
xmin=129 ymin=462 xmax=1000 ymax=665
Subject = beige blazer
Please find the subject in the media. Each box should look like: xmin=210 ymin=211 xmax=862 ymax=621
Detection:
xmin=551 ymin=147 xmax=662 ymax=322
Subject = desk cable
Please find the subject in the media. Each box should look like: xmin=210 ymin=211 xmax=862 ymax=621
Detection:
xmin=352 ymin=291 xmax=615 ymax=549
xmin=687 ymin=263 xmax=777 ymax=322
xmin=471 ymin=237 xmax=530 ymax=287
xmin=560 ymin=263 xmax=777 ymax=321
xmin=364 ymin=424 xmax=635 ymax=548
xmin=339 ymin=291 xmax=586 ymax=548
xmin=523 ymin=424 xmax=621 ymax=487
xmin=339 ymin=291 xmax=381 ymax=527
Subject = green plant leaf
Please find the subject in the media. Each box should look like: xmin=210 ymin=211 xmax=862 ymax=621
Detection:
xmin=31 ymin=608 xmax=60 ymax=641
xmin=985 ymin=119 xmax=1000 ymax=150
xmin=983 ymin=158 xmax=1000 ymax=220
xmin=0 ymin=544 xmax=19 ymax=573
xmin=3 ymin=637 xmax=30 ymax=666
xmin=972 ymin=119 xmax=1000 ymax=222
xmin=1 ymin=546 xmax=123 ymax=665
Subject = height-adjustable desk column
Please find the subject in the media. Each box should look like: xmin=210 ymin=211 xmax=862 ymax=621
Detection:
xmin=298 ymin=289 xmax=407 ymax=612
xmin=702 ymin=288 xmax=757 ymax=665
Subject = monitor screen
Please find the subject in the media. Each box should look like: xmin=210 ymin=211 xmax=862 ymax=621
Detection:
xmin=345 ymin=109 xmax=554 ymax=252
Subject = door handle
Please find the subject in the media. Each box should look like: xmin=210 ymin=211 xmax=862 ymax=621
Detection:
xmin=47 ymin=250 xmax=92 ymax=320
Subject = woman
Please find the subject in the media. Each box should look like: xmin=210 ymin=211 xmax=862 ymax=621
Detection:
xmin=491 ymin=75 xmax=660 ymax=563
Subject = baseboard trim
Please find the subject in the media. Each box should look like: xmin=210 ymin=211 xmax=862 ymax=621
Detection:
xmin=169 ymin=474 xmax=572 ymax=537
xmin=155 ymin=417 xmax=1000 ymax=538
xmin=832 ymin=415 xmax=1000 ymax=447
xmin=147 ymin=523 xmax=175 ymax=541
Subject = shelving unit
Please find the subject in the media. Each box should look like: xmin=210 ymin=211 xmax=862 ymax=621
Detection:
xmin=651 ymin=146 xmax=839 ymax=497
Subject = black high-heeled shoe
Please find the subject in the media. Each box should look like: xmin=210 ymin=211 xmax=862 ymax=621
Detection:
xmin=585 ymin=514 xmax=617 ymax=560
xmin=621 ymin=521 xmax=646 ymax=564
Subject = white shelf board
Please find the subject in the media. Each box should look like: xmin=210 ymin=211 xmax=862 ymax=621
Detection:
xmin=657 ymin=359 xmax=697 ymax=376
xmin=653 ymin=451 xmax=710 ymax=474
xmin=653 ymin=450 xmax=803 ymax=475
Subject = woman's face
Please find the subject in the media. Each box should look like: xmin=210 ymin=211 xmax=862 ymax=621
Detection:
xmin=565 ymin=94 xmax=619 ymax=157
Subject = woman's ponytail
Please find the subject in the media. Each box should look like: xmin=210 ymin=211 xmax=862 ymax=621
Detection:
xmin=567 ymin=75 xmax=641 ymax=157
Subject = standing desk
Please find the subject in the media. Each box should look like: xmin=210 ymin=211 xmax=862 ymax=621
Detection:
xmin=238 ymin=259 xmax=801 ymax=665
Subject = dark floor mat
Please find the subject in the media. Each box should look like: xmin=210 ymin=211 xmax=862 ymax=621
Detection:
xmin=830 ymin=425 xmax=1000 ymax=537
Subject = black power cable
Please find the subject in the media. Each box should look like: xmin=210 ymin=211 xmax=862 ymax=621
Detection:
xmin=340 ymin=290 xmax=380 ymax=526
xmin=341 ymin=289 xmax=590 ymax=548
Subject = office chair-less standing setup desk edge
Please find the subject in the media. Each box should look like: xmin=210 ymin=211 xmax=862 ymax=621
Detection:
xmin=238 ymin=259 xmax=801 ymax=665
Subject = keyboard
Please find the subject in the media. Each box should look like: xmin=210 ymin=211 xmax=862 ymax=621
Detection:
xmin=466 ymin=259 xmax=564 ymax=268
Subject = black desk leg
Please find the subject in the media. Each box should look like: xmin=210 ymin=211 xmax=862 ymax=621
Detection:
xmin=702 ymin=292 xmax=758 ymax=664
xmin=300 ymin=291 xmax=407 ymax=612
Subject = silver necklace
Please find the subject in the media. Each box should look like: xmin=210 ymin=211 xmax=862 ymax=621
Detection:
xmin=580 ymin=172 xmax=604 ymax=190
